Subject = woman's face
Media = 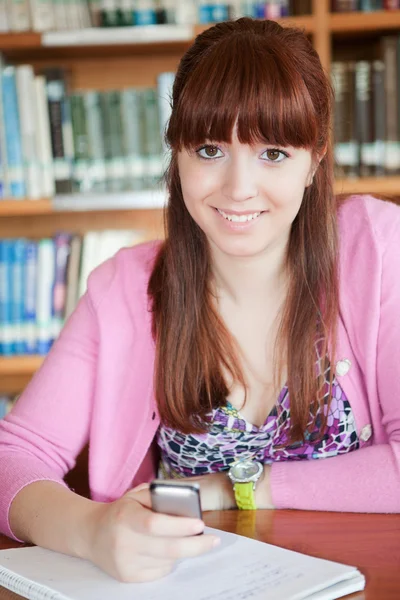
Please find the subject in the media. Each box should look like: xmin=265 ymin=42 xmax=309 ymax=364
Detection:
xmin=178 ymin=129 xmax=315 ymax=259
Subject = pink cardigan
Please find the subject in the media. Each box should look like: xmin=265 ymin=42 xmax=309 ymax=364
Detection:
xmin=1 ymin=194 xmax=400 ymax=540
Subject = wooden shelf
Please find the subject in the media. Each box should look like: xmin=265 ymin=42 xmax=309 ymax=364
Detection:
xmin=334 ymin=176 xmax=400 ymax=197
xmin=330 ymin=10 xmax=400 ymax=34
xmin=0 ymin=355 xmax=44 ymax=377
xmin=0 ymin=199 xmax=53 ymax=216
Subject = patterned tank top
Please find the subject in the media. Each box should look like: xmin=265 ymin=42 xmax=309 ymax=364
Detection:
xmin=156 ymin=365 xmax=360 ymax=478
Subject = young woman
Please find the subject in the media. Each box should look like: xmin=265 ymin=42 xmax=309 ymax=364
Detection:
xmin=0 ymin=18 xmax=399 ymax=584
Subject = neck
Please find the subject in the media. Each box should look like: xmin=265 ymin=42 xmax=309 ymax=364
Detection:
xmin=210 ymin=240 xmax=289 ymax=308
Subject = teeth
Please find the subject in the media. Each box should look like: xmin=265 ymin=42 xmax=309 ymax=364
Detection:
xmin=217 ymin=209 xmax=261 ymax=222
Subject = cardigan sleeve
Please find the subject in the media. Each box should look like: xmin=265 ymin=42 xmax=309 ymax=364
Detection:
xmin=0 ymin=259 xmax=115 ymax=540
xmin=269 ymin=205 xmax=400 ymax=513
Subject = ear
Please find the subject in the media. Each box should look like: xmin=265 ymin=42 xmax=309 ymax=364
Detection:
xmin=305 ymin=149 xmax=326 ymax=187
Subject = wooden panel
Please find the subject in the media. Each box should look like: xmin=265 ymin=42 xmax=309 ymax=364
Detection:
xmin=0 ymin=374 xmax=33 ymax=395
xmin=0 ymin=208 xmax=165 ymax=239
xmin=313 ymin=0 xmax=330 ymax=72
xmin=330 ymin=9 xmax=400 ymax=34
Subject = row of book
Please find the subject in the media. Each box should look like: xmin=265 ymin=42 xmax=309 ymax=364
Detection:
xmin=0 ymin=229 xmax=146 ymax=356
xmin=0 ymin=1 xmax=312 ymax=33
xmin=332 ymin=0 xmax=400 ymax=10
xmin=0 ymin=60 xmax=174 ymax=199
xmin=332 ymin=35 xmax=400 ymax=178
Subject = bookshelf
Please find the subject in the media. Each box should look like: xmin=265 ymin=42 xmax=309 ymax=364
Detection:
xmin=1 ymin=0 xmax=400 ymax=391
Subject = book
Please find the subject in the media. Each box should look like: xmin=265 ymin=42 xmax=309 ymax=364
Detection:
xmin=15 ymin=65 xmax=42 ymax=199
xmin=0 ymin=527 xmax=365 ymax=600
xmin=1 ymin=66 xmax=26 ymax=198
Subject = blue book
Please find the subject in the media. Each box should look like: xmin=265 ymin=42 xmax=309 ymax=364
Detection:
xmin=0 ymin=239 xmax=14 ymax=356
xmin=11 ymin=238 xmax=26 ymax=355
xmin=1 ymin=67 xmax=26 ymax=198
xmin=0 ymin=396 xmax=9 ymax=419
xmin=24 ymin=240 xmax=38 ymax=354
xmin=36 ymin=238 xmax=56 ymax=356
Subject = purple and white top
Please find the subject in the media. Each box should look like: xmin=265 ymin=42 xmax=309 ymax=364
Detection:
xmin=157 ymin=369 xmax=360 ymax=478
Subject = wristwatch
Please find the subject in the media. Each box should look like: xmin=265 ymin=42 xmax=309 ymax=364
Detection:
xmin=228 ymin=458 xmax=263 ymax=510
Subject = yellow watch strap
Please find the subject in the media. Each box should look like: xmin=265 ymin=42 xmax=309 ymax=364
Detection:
xmin=234 ymin=482 xmax=257 ymax=510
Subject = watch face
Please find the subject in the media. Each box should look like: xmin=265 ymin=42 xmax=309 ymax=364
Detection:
xmin=230 ymin=459 xmax=262 ymax=481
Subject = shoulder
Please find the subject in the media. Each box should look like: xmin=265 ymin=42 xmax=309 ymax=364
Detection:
xmin=85 ymin=240 xmax=163 ymax=310
xmin=338 ymin=194 xmax=400 ymax=251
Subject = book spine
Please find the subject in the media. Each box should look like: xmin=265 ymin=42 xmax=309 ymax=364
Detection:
xmin=134 ymin=0 xmax=157 ymax=25
xmin=331 ymin=61 xmax=347 ymax=179
xmin=16 ymin=65 xmax=42 ymax=199
xmin=45 ymin=69 xmax=73 ymax=194
xmin=120 ymin=88 xmax=146 ymax=191
xmin=0 ymin=55 xmax=6 ymax=198
xmin=118 ymin=0 xmax=134 ymax=26
xmin=100 ymin=0 xmax=118 ymax=25
xmin=383 ymin=0 xmax=399 ymax=8
xmin=382 ymin=36 xmax=400 ymax=174
xmin=332 ymin=0 xmax=358 ymax=11
xmin=52 ymin=232 xmax=71 ymax=339
xmin=34 ymin=75 xmax=55 ymax=198
xmin=8 ymin=0 xmax=31 ymax=30
xmin=53 ymin=0 xmax=68 ymax=30
xmin=157 ymin=71 xmax=175 ymax=153
xmin=88 ymin=0 xmax=102 ymax=25
xmin=371 ymin=60 xmax=386 ymax=176
xmin=29 ymin=0 xmax=55 ymax=30
xmin=64 ymin=234 xmax=81 ymax=320
xmin=70 ymin=93 xmax=90 ymax=192
xmin=142 ymin=87 xmax=163 ymax=188
xmin=360 ymin=0 xmax=382 ymax=9
xmin=0 ymin=0 xmax=10 ymax=31
xmin=0 ymin=239 xmax=13 ymax=356
xmin=36 ymin=238 xmax=55 ymax=355
xmin=355 ymin=61 xmax=374 ymax=177
xmin=24 ymin=240 xmax=38 ymax=354
xmin=11 ymin=237 xmax=25 ymax=355
xmin=84 ymin=91 xmax=107 ymax=192
xmin=1 ymin=66 xmax=26 ymax=198
xmin=102 ymin=90 xmax=126 ymax=192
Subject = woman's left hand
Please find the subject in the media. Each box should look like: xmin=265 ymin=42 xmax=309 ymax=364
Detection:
xmin=186 ymin=471 xmax=236 ymax=511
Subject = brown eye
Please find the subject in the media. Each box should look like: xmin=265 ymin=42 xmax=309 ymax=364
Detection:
xmin=205 ymin=146 xmax=219 ymax=157
xmin=266 ymin=149 xmax=281 ymax=161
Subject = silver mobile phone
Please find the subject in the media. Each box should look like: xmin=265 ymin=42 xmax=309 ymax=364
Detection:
xmin=150 ymin=479 xmax=202 ymax=520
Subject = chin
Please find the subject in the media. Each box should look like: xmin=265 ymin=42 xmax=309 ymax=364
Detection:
xmin=214 ymin=239 xmax=268 ymax=259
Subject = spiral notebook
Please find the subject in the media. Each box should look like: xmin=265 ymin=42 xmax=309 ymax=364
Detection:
xmin=0 ymin=527 xmax=365 ymax=600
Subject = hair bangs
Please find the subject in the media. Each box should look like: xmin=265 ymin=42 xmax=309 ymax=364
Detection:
xmin=168 ymin=31 xmax=320 ymax=152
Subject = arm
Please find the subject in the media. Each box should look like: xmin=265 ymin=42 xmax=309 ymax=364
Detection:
xmin=0 ymin=262 xmax=106 ymax=541
xmin=265 ymin=210 xmax=400 ymax=513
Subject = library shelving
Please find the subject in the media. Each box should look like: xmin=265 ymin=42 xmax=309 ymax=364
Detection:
xmin=1 ymin=0 xmax=400 ymax=392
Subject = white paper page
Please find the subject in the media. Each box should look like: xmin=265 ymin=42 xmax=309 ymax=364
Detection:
xmin=0 ymin=527 xmax=365 ymax=600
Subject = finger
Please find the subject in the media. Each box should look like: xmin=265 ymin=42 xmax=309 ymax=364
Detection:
xmin=139 ymin=532 xmax=220 ymax=560
xmin=126 ymin=501 xmax=205 ymax=537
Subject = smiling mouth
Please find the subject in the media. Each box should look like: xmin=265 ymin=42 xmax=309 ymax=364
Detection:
xmin=216 ymin=208 xmax=265 ymax=222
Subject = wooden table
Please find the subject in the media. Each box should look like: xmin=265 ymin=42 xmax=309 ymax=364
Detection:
xmin=0 ymin=510 xmax=399 ymax=599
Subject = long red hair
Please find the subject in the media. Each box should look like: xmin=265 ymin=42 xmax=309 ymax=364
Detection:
xmin=148 ymin=18 xmax=338 ymax=441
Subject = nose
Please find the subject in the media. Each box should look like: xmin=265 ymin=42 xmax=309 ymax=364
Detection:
xmin=221 ymin=155 xmax=259 ymax=204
